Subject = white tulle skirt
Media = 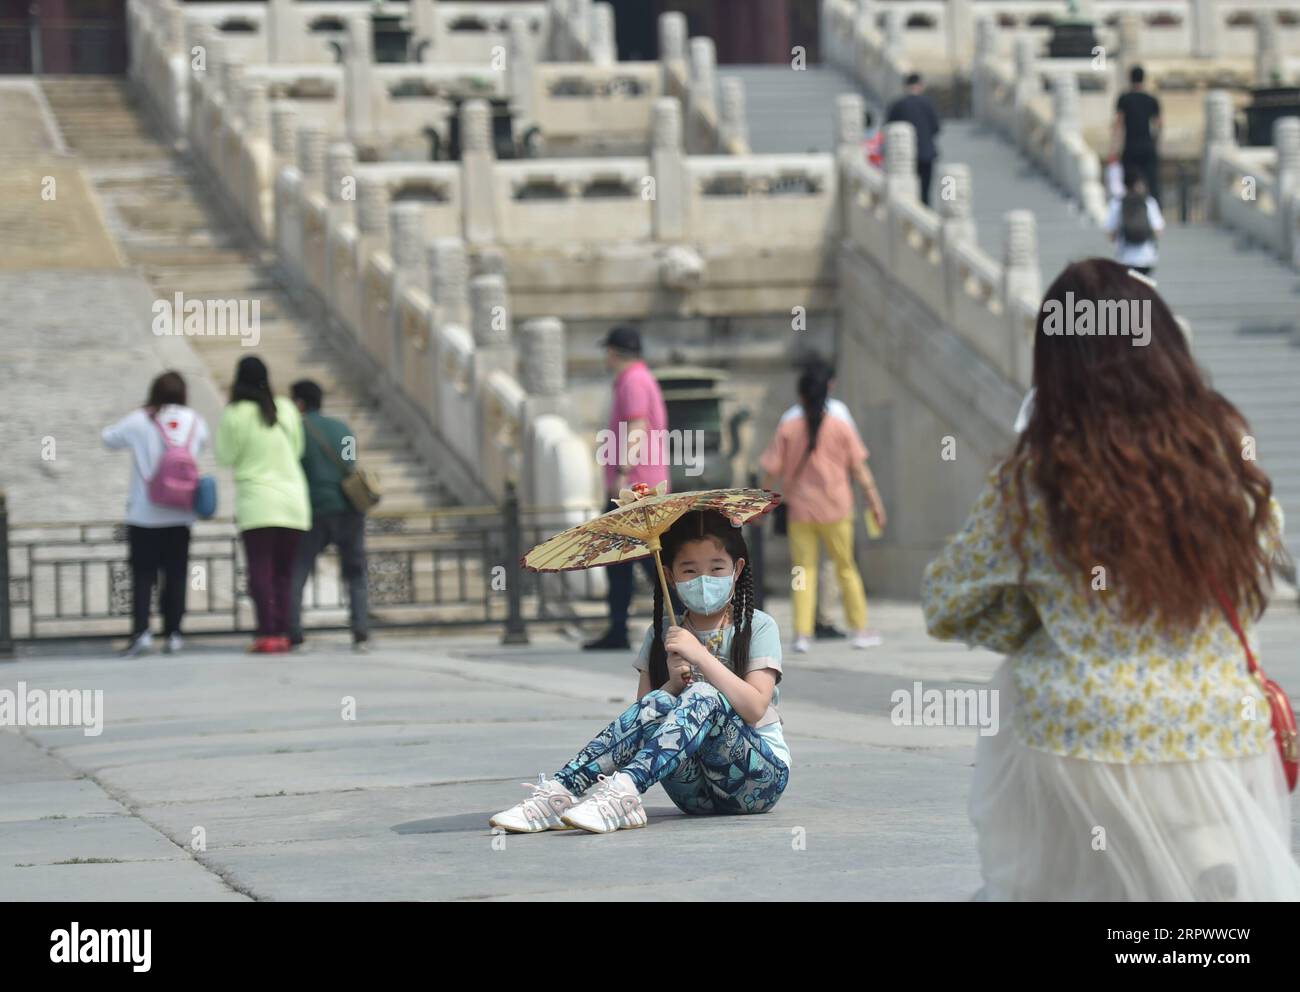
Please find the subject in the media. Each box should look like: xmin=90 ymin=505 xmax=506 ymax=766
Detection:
xmin=970 ymin=660 xmax=1300 ymax=901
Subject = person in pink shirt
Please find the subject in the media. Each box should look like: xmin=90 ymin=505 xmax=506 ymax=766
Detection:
xmin=585 ymin=326 xmax=682 ymax=650
xmin=760 ymin=362 xmax=887 ymax=653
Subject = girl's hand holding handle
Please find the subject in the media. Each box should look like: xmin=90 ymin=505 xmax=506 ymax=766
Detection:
xmin=665 ymin=650 xmax=692 ymax=693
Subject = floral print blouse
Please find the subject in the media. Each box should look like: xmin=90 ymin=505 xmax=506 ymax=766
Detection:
xmin=921 ymin=470 xmax=1280 ymax=764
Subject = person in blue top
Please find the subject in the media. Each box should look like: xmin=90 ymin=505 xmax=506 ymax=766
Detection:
xmin=490 ymin=509 xmax=790 ymax=834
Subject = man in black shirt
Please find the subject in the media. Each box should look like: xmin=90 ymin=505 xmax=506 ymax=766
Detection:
xmin=886 ymin=73 xmax=942 ymax=206
xmin=1113 ymin=65 xmax=1162 ymax=204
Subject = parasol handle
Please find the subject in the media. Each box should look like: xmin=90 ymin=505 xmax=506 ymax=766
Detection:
xmin=647 ymin=540 xmax=678 ymax=628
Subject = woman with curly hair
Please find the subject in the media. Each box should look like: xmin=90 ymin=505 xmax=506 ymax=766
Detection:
xmin=922 ymin=258 xmax=1300 ymax=900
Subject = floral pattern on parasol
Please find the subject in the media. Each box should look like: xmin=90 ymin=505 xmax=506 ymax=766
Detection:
xmin=521 ymin=483 xmax=781 ymax=574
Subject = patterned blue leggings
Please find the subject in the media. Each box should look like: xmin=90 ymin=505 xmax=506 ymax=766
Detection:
xmin=553 ymin=683 xmax=789 ymax=815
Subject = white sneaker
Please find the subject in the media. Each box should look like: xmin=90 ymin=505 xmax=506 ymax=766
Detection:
xmin=489 ymin=775 xmax=577 ymax=833
xmin=793 ymin=636 xmax=812 ymax=654
xmin=163 ymin=633 xmax=183 ymax=655
xmin=852 ymin=630 xmax=883 ymax=649
xmin=561 ymin=772 xmax=647 ymax=834
xmin=119 ymin=632 xmax=152 ymax=658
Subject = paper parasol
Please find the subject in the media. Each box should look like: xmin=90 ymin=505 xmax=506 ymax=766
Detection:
xmin=521 ymin=482 xmax=781 ymax=626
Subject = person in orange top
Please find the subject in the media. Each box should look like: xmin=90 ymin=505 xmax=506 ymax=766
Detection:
xmin=760 ymin=362 xmax=887 ymax=652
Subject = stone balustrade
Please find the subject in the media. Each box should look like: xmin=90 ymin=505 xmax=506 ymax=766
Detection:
xmin=822 ymin=0 xmax=910 ymax=107
xmin=972 ymin=26 xmax=1110 ymax=226
xmin=129 ymin=3 xmax=727 ymax=160
xmin=1203 ymin=92 xmax=1300 ymax=267
xmin=819 ymin=0 xmax=1300 ymax=66
xmin=658 ymin=12 xmax=750 ymax=156
xmin=129 ymin=0 xmax=1066 ymax=589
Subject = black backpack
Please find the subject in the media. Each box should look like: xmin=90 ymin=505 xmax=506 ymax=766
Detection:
xmin=1120 ymin=193 xmax=1154 ymax=244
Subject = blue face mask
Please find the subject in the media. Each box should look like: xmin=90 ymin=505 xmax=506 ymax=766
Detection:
xmin=674 ymin=573 xmax=735 ymax=616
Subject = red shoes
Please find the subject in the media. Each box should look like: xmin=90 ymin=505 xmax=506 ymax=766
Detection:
xmin=247 ymin=636 xmax=292 ymax=654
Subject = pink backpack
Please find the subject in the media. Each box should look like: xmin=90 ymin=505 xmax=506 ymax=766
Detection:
xmin=148 ymin=414 xmax=200 ymax=509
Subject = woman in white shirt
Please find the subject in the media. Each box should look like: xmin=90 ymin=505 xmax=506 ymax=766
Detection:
xmin=102 ymin=371 xmax=209 ymax=657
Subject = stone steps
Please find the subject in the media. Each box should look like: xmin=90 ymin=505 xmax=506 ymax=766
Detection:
xmin=39 ymin=76 xmax=458 ymax=516
xmin=724 ymin=64 xmax=868 ymax=155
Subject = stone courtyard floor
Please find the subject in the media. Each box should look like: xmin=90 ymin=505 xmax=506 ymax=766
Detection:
xmin=3 ymin=596 xmax=1299 ymax=901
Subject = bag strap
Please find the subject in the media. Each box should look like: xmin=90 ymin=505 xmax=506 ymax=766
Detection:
xmin=1210 ymin=579 xmax=1261 ymax=678
xmin=151 ymin=410 xmax=198 ymax=457
xmin=303 ymin=415 xmax=354 ymax=476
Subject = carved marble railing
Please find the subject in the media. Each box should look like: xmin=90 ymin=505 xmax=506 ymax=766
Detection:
xmin=820 ymin=0 xmax=1300 ymax=65
xmin=834 ymin=95 xmax=1039 ymax=388
xmin=657 ymin=11 xmax=750 ymax=156
xmin=164 ymin=31 xmax=595 ymax=511
xmin=821 ymin=0 xmax=910 ymax=108
xmin=972 ymin=24 xmax=1109 ymax=226
xmin=1202 ymin=90 xmax=1300 ymax=267
xmin=129 ymin=1 xmax=742 ymax=160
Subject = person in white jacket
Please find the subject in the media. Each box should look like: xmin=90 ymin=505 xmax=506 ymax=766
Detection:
xmin=102 ymin=371 xmax=209 ymax=657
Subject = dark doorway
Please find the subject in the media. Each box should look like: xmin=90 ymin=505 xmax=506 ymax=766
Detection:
xmin=609 ymin=0 xmax=821 ymax=65
xmin=0 ymin=0 xmax=127 ymax=74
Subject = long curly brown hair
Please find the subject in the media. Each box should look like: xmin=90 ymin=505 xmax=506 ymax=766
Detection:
xmin=1000 ymin=258 xmax=1275 ymax=628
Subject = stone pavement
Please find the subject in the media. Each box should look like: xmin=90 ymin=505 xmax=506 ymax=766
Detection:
xmin=3 ymin=596 xmax=1299 ymax=901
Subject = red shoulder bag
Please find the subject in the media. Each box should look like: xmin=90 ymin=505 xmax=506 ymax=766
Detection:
xmin=1213 ymin=585 xmax=1298 ymax=792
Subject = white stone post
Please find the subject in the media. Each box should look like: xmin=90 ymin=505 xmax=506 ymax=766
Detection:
xmin=461 ymin=99 xmax=498 ymax=244
xmin=1051 ymin=71 xmax=1080 ymax=187
xmin=720 ymin=77 xmax=748 ymax=152
xmin=271 ymin=101 xmax=299 ymax=166
xmin=884 ymin=120 xmax=918 ymax=201
xmin=344 ymin=14 xmax=374 ymax=147
xmin=1274 ymin=117 xmax=1300 ymax=262
xmin=1256 ymin=12 xmax=1282 ymax=87
xmin=241 ymin=79 xmax=270 ymax=141
xmin=428 ymin=237 xmax=470 ymax=328
xmin=590 ymin=2 xmax=616 ymax=66
xmin=519 ymin=317 xmax=566 ymax=397
xmin=356 ymin=173 xmax=391 ymax=255
xmin=470 ymin=274 xmax=511 ymax=353
xmin=297 ymin=123 xmax=328 ymax=192
xmin=1012 ymin=35 xmax=1038 ymax=147
xmin=659 ymin=11 xmax=687 ymax=89
xmin=507 ymin=15 xmax=536 ymax=131
xmin=390 ymin=202 xmax=427 ymax=286
xmin=1118 ymin=12 xmax=1141 ymax=81
xmin=1203 ymin=89 xmax=1235 ymax=221
xmin=689 ymin=36 xmax=717 ymax=121
xmin=1002 ymin=210 xmax=1040 ymax=306
xmin=651 ymin=97 xmax=686 ymax=241
xmin=947 ymin=0 xmax=974 ymax=65
xmin=937 ymin=162 xmax=975 ymax=246
xmin=326 ymin=142 xmax=357 ymax=224
xmin=411 ymin=0 xmax=440 ymax=62
xmin=267 ymin=0 xmax=295 ymax=63
xmin=1191 ymin=0 xmax=1219 ymax=59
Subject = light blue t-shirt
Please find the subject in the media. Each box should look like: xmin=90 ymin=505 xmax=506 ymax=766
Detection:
xmin=634 ymin=608 xmax=790 ymax=769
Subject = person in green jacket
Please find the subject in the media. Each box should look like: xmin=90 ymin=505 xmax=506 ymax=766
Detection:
xmin=215 ymin=356 xmax=310 ymax=654
xmin=287 ymin=379 xmax=370 ymax=653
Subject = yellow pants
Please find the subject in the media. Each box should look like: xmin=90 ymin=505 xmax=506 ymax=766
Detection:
xmin=789 ymin=517 xmax=868 ymax=637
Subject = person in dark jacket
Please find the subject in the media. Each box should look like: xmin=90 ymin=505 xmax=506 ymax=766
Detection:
xmin=1112 ymin=65 xmax=1163 ymax=205
xmin=288 ymin=379 xmax=369 ymax=653
xmin=886 ymin=73 xmax=942 ymax=206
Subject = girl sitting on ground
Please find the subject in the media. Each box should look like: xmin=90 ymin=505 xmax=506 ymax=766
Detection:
xmin=490 ymin=510 xmax=790 ymax=834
